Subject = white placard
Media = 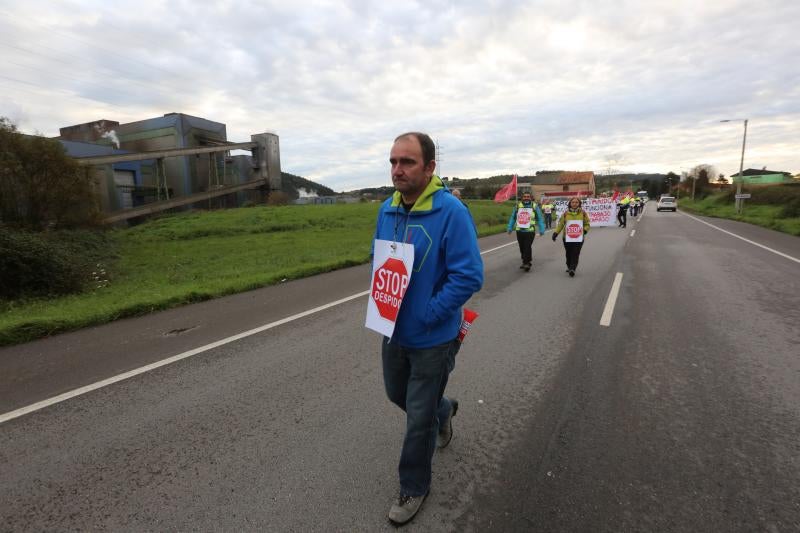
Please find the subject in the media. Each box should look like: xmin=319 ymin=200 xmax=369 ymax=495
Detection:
xmin=565 ymin=220 xmax=584 ymax=242
xmin=516 ymin=207 xmax=533 ymax=229
xmin=365 ymin=239 xmax=415 ymax=337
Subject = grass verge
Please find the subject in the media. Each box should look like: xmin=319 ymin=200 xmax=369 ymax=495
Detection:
xmin=0 ymin=200 xmax=512 ymax=346
xmin=679 ymin=194 xmax=800 ymax=237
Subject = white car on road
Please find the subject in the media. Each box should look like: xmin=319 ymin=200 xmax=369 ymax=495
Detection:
xmin=657 ymin=196 xmax=677 ymax=212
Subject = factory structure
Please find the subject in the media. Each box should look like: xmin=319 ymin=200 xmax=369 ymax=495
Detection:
xmin=57 ymin=113 xmax=281 ymax=222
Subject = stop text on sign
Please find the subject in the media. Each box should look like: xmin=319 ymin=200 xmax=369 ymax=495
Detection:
xmin=566 ymin=223 xmax=582 ymax=238
xmin=372 ymin=258 xmax=409 ymax=322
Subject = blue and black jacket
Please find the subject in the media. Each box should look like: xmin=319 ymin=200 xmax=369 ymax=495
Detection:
xmin=373 ymin=176 xmax=484 ymax=348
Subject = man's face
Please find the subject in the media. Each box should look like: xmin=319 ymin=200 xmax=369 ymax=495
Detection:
xmin=390 ymin=136 xmax=435 ymax=201
xmin=522 ymin=193 xmax=532 ymax=202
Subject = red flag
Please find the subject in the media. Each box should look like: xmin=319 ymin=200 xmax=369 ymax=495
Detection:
xmin=493 ymin=175 xmax=517 ymax=203
xmin=611 ymin=190 xmax=620 ymax=202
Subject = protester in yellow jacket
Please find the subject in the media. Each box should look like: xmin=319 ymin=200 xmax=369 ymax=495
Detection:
xmin=617 ymin=196 xmax=630 ymax=227
xmin=552 ymin=197 xmax=590 ymax=277
xmin=541 ymin=201 xmax=555 ymax=229
xmin=506 ymin=192 xmax=546 ymax=272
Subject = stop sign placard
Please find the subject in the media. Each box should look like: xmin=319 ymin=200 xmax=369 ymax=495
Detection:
xmin=372 ymin=257 xmax=410 ymax=322
xmin=565 ymin=220 xmax=583 ymax=241
xmin=517 ymin=210 xmax=531 ymax=226
xmin=566 ymin=224 xmax=581 ymax=238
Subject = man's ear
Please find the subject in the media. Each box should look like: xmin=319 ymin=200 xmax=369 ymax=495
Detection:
xmin=424 ymin=160 xmax=436 ymax=177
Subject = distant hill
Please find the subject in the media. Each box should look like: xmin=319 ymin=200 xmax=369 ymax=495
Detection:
xmin=594 ymin=173 xmax=671 ymax=198
xmin=279 ymin=172 xmax=336 ymax=200
xmin=351 ymin=185 xmax=395 ymax=198
xmin=347 ymin=171 xmax=674 ymax=199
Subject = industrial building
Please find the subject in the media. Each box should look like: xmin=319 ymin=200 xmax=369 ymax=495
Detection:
xmin=58 ymin=113 xmax=281 ymax=221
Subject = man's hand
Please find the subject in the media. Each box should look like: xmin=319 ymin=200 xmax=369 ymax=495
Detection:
xmin=552 ymin=233 xmax=557 ymax=242
xmin=507 ymin=230 xmax=513 ymax=235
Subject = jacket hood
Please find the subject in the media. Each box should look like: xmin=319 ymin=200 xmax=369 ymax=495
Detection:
xmin=390 ymin=175 xmax=445 ymax=213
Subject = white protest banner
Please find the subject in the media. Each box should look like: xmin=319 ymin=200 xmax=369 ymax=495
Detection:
xmin=365 ymin=239 xmax=414 ymax=337
xmin=582 ymin=198 xmax=616 ymax=227
xmin=553 ymin=200 xmax=569 ymax=224
xmin=554 ymin=198 xmax=616 ymax=227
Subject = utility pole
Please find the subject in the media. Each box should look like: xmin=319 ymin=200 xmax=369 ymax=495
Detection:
xmin=435 ymin=139 xmax=442 ymax=179
xmin=736 ymin=119 xmax=748 ymax=213
xmin=720 ymin=119 xmax=748 ymax=213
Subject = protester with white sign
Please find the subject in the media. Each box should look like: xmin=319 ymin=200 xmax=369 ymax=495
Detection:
xmin=506 ymin=191 xmax=545 ymax=271
xmin=551 ymin=197 xmax=591 ymax=277
xmin=369 ymin=132 xmax=483 ymax=525
xmin=541 ymin=200 xmax=555 ymax=229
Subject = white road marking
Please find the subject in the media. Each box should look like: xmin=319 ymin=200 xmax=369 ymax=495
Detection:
xmin=681 ymin=212 xmax=800 ymax=265
xmin=599 ymin=272 xmax=624 ymax=327
xmin=0 ymin=240 xmax=517 ymax=425
xmin=630 ymin=229 xmax=636 ymax=237
xmin=480 ymin=241 xmax=517 ymax=255
xmin=0 ymin=291 xmax=369 ymax=425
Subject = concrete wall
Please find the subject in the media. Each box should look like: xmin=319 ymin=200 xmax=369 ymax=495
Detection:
xmin=59 ymin=120 xmax=120 ymax=142
xmin=737 ymin=173 xmax=791 ymax=184
xmin=113 ymin=113 xmax=228 ymax=197
xmin=251 ymin=133 xmax=281 ymax=190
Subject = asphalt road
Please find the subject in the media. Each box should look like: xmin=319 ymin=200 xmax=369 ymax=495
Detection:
xmin=458 ymin=210 xmax=800 ymax=532
xmin=1 ymin=208 xmax=798 ymax=531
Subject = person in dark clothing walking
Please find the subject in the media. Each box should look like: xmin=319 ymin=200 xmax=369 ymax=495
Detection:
xmin=616 ymin=196 xmax=629 ymax=228
xmin=552 ymin=197 xmax=590 ymax=277
xmin=506 ymin=192 xmax=545 ymax=271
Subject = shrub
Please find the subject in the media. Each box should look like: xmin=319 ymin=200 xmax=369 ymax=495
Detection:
xmin=0 ymin=226 xmax=114 ymax=299
xmin=779 ymin=196 xmax=800 ymax=218
xmin=0 ymin=117 xmax=100 ymax=229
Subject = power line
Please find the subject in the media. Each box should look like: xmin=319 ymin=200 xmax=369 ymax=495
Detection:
xmin=0 ymin=76 xmax=132 ymax=134
xmin=0 ymin=39 xmax=199 ymax=103
xmin=0 ymin=9 xmax=185 ymax=81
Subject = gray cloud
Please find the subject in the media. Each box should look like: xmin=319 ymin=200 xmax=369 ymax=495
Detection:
xmin=0 ymin=0 xmax=797 ymax=191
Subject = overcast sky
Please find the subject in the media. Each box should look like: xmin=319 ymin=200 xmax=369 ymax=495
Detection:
xmin=1 ymin=0 xmax=798 ymax=191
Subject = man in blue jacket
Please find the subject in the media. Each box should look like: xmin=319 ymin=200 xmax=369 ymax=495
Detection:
xmin=373 ymin=132 xmax=483 ymax=525
xmin=506 ymin=191 xmax=546 ymax=271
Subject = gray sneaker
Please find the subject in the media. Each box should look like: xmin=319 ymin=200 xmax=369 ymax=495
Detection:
xmin=388 ymin=492 xmax=428 ymax=525
xmin=437 ymin=399 xmax=459 ymax=448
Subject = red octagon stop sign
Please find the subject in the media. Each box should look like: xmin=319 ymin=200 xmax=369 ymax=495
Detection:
xmin=566 ymin=221 xmax=583 ymax=239
xmin=372 ymin=257 xmax=410 ymax=322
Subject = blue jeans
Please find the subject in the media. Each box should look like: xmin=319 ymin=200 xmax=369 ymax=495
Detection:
xmin=382 ymin=336 xmax=460 ymax=497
